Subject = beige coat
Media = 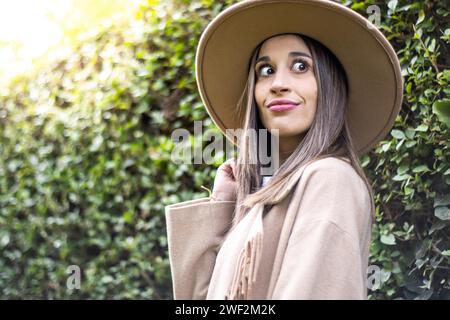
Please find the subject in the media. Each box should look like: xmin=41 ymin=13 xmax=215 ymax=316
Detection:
xmin=165 ymin=157 xmax=373 ymax=300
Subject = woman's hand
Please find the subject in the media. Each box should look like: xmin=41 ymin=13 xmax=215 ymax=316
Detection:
xmin=211 ymin=158 xmax=237 ymax=201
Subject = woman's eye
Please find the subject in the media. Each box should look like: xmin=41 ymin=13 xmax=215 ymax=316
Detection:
xmin=258 ymin=65 xmax=273 ymax=77
xmin=293 ymin=60 xmax=308 ymax=72
xmin=256 ymin=60 xmax=309 ymax=78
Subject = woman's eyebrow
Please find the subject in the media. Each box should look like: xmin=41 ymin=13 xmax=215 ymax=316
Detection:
xmin=255 ymin=51 xmax=312 ymax=65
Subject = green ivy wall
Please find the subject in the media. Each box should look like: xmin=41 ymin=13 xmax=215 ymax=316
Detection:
xmin=0 ymin=0 xmax=448 ymax=299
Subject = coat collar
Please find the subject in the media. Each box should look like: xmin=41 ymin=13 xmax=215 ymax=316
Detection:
xmin=266 ymin=159 xmax=313 ymax=205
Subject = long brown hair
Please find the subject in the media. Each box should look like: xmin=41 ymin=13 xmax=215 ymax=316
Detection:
xmin=230 ymin=33 xmax=375 ymax=231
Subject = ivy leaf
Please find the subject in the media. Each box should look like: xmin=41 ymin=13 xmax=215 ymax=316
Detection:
xmin=381 ymin=234 xmax=396 ymax=245
xmin=432 ymin=99 xmax=450 ymax=128
xmin=416 ymin=10 xmax=425 ymax=25
xmin=415 ymin=124 xmax=429 ymax=132
xmin=405 ymin=127 xmax=415 ymax=139
xmin=388 ymin=0 xmax=398 ymax=11
xmin=393 ymin=173 xmax=411 ymax=181
xmin=415 ymin=239 xmax=431 ymax=259
xmin=397 ymin=164 xmax=409 ymax=175
xmin=406 ymin=82 xmax=412 ymax=94
xmin=391 ymin=129 xmax=405 ymax=140
xmin=433 ymin=194 xmax=450 ymax=207
xmin=361 ymin=154 xmax=370 ymax=167
xmin=412 ymin=165 xmax=430 ymax=173
xmin=428 ymin=39 xmax=436 ymax=52
xmin=434 ymin=206 xmax=450 ymax=220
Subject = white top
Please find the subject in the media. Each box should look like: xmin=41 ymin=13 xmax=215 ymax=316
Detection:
xmin=261 ymin=176 xmax=272 ymax=187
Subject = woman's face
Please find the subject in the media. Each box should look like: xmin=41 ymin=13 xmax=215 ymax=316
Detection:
xmin=254 ymin=34 xmax=317 ymax=152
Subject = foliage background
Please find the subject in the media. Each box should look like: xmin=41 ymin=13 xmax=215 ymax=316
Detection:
xmin=0 ymin=0 xmax=449 ymax=299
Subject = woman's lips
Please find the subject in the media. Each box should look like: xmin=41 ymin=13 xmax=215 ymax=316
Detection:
xmin=268 ymin=103 xmax=300 ymax=112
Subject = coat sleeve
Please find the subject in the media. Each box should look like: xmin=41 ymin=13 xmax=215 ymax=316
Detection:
xmin=270 ymin=163 xmax=372 ymax=300
xmin=164 ymin=197 xmax=235 ymax=299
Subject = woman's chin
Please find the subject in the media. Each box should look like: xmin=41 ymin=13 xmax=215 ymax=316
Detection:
xmin=267 ymin=127 xmax=306 ymax=138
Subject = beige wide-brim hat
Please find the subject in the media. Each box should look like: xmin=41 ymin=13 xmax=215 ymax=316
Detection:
xmin=195 ymin=0 xmax=403 ymax=156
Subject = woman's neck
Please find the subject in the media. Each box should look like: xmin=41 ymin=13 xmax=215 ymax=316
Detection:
xmin=278 ymin=134 xmax=304 ymax=165
xmin=279 ymin=150 xmax=292 ymax=165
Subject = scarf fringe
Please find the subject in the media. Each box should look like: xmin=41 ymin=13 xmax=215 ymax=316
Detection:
xmin=225 ymin=211 xmax=263 ymax=300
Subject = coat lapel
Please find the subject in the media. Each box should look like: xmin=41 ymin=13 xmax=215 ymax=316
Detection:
xmin=266 ymin=161 xmax=313 ymax=205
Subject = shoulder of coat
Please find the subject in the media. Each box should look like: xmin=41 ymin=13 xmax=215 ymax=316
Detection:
xmin=305 ymin=156 xmax=353 ymax=171
xmin=271 ymin=157 xmax=361 ymax=204
xmin=302 ymin=156 xmax=361 ymax=183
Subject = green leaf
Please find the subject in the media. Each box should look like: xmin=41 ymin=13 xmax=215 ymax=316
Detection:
xmin=434 ymin=206 xmax=450 ymax=220
xmin=122 ymin=211 xmax=134 ymax=224
xmin=396 ymin=139 xmax=405 ymax=150
xmin=434 ymin=194 xmax=450 ymax=207
xmin=406 ymin=82 xmax=412 ymax=94
xmin=404 ymin=187 xmax=414 ymax=195
xmin=416 ymin=10 xmax=425 ymax=25
xmin=387 ymin=0 xmax=398 ymax=12
xmin=380 ymin=141 xmax=391 ymax=152
xmin=350 ymin=2 xmax=365 ymax=10
xmin=428 ymin=39 xmax=436 ymax=52
xmin=414 ymin=27 xmax=423 ymax=39
xmin=393 ymin=173 xmax=411 ymax=181
xmin=415 ymin=124 xmax=429 ymax=132
xmin=405 ymin=127 xmax=415 ymax=139
xmin=432 ymin=99 xmax=450 ymax=128
xmin=361 ymin=154 xmax=370 ymax=167
xmin=415 ymin=258 xmax=426 ymax=269
xmin=429 ymin=220 xmax=448 ymax=234
xmin=381 ymin=234 xmax=396 ymax=245
xmin=416 ymin=239 xmax=432 ymax=259
xmin=397 ymin=164 xmax=409 ymax=175
xmin=391 ymin=129 xmax=405 ymax=140
xmin=442 ymin=250 xmax=450 ymax=256
xmin=412 ymin=165 xmax=430 ymax=173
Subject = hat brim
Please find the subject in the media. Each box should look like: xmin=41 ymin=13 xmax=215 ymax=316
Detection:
xmin=195 ymin=0 xmax=403 ymax=156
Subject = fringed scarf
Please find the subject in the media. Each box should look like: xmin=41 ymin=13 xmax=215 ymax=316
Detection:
xmin=224 ymin=205 xmax=264 ymax=300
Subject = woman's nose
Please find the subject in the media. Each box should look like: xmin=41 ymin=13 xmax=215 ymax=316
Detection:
xmin=270 ymin=69 xmax=291 ymax=94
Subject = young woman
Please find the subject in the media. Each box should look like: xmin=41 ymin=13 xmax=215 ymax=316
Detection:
xmin=165 ymin=0 xmax=403 ymax=300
